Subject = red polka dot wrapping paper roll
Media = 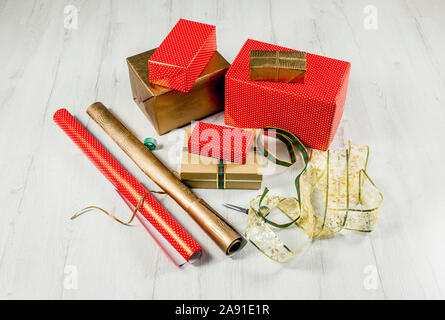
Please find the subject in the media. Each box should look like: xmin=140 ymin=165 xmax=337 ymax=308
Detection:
xmin=188 ymin=122 xmax=254 ymax=164
xmin=225 ymin=39 xmax=351 ymax=151
xmin=53 ymin=109 xmax=202 ymax=266
xmin=149 ymin=19 xmax=217 ymax=93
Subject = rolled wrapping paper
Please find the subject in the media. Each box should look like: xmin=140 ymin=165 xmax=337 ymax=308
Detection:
xmin=53 ymin=108 xmax=202 ymax=265
xmin=86 ymin=102 xmax=243 ymax=255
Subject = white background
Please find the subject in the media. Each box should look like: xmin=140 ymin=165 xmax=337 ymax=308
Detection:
xmin=0 ymin=0 xmax=444 ymax=299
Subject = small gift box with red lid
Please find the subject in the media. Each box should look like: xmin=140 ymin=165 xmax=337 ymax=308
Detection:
xmin=180 ymin=126 xmax=262 ymax=190
xmin=149 ymin=19 xmax=217 ymax=93
xmin=188 ymin=122 xmax=254 ymax=164
xmin=225 ymin=39 xmax=351 ymax=151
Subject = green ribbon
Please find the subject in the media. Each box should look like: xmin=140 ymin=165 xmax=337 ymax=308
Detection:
xmin=217 ymin=161 xmax=225 ymax=189
xmin=245 ymin=128 xmax=383 ymax=263
xmin=256 ymin=127 xmax=310 ymax=228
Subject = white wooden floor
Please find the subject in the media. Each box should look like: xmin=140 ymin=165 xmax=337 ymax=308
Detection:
xmin=1 ymin=0 xmax=444 ymax=300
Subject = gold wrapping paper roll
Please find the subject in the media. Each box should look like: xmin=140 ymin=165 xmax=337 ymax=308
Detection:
xmin=86 ymin=102 xmax=243 ymax=255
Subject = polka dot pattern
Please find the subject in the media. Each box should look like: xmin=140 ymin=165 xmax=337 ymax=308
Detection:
xmin=188 ymin=121 xmax=254 ymax=164
xmin=53 ymin=109 xmax=201 ymax=262
xmin=149 ymin=19 xmax=217 ymax=93
xmin=225 ymin=39 xmax=351 ymax=151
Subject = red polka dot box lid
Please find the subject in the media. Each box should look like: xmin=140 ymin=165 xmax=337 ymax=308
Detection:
xmin=188 ymin=121 xmax=255 ymax=164
xmin=149 ymin=19 xmax=217 ymax=93
xmin=225 ymin=39 xmax=351 ymax=151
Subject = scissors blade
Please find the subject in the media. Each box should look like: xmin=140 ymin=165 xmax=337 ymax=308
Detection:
xmin=223 ymin=203 xmax=249 ymax=215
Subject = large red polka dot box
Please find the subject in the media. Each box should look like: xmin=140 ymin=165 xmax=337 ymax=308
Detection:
xmin=225 ymin=39 xmax=351 ymax=151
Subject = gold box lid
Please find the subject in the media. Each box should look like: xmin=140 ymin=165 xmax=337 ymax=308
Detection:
xmin=249 ymin=50 xmax=306 ymax=83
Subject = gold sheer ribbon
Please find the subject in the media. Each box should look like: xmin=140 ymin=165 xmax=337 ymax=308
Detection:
xmin=245 ymin=138 xmax=383 ymax=263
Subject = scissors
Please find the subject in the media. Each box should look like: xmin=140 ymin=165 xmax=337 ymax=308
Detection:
xmin=223 ymin=203 xmax=270 ymax=215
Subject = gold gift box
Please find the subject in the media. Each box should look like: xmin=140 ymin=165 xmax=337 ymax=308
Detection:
xmin=249 ymin=50 xmax=306 ymax=83
xmin=127 ymin=49 xmax=229 ymax=135
xmin=180 ymin=127 xmax=262 ymax=190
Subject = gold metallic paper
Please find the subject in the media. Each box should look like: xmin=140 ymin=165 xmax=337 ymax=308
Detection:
xmin=249 ymin=50 xmax=306 ymax=83
xmin=87 ymin=102 xmax=243 ymax=255
xmin=127 ymin=49 xmax=229 ymax=135
xmin=180 ymin=127 xmax=263 ymax=190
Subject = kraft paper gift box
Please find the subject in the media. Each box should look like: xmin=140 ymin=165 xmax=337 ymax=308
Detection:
xmin=188 ymin=121 xmax=254 ymax=164
xmin=149 ymin=19 xmax=217 ymax=93
xmin=225 ymin=39 xmax=351 ymax=151
xmin=180 ymin=126 xmax=262 ymax=190
xmin=127 ymin=49 xmax=229 ymax=135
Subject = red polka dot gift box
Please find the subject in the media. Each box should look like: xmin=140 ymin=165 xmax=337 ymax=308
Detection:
xmin=225 ymin=39 xmax=351 ymax=151
xmin=149 ymin=19 xmax=216 ymax=93
xmin=181 ymin=126 xmax=262 ymax=190
xmin=188 ymin=121 xmax=254 ymax=164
